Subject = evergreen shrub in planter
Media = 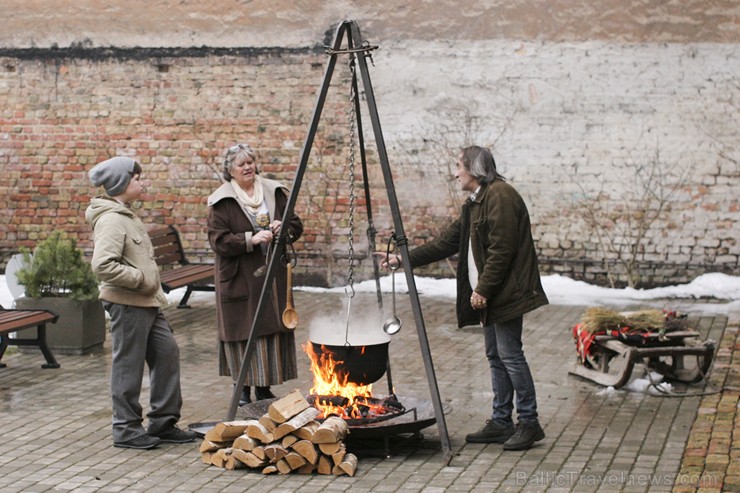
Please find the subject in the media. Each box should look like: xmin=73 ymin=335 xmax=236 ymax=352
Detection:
xmin=15 ymin=232 xmax=106 ymax=354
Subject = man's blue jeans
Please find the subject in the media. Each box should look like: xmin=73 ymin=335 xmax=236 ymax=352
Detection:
xmin=483 ymin=315 xmax=539 ymax=425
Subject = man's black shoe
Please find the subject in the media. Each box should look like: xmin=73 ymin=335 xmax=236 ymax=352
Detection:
xmin=151 ymin=425 xmax=198 ymax=444
xmin=114 ymin=435 xmax=161 ymax=450
xmin=503 ymin=421 xmax=545 ymax=451
xmin=465 ymin=420 xmax=516 ymax=443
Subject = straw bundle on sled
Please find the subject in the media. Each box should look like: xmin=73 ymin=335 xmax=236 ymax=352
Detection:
xmin=578 ymin=308 xmax=671 ymax=334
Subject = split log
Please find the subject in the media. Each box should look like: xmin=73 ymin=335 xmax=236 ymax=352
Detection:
xmin=331 ymin=445 xmax=347 ymax=466
xmin=200 ymin=439 xmax=229 ymax=453
xmin=251 ymin=446 xmax=267 ymax=461
xmin=318 ymin=441 xmax=342 ymax=455
xmin=273 ymin=407 xmax=321 ymax=440
xmin=201 ymin=452 xmax=213 ymax=465
xmin=232 ymin=434 xmax=259 ymax=451
xmin=281 ymin=434 xmax=298 ymax=448
xmin=264 ymin=444 xmax=288 ymax=462
xmin=293 ymin=420 xmax=320 ymax=441
xmin=210 ymin=447 xmax=231 ymax=468
xmin=258 ymin=415 xmax=277 ymax=432
xmin=284 ymin=451 xmax=307 ymax=470
xmin=231 ymin=448 xmax=268 ymax=468
xmin=296 ymin=462 xmax=317 ymax=475
xmin=225 ymin=454 xmax=246 ymax=470
xmin=276 ymin=458 xmax=292 ymax=474
xmin=332 ymin=452 xmax=358 ymax=477
xmin=268 ymin=389 xmax=310 ymax=423
xmin=204 ymin=420 xmax=254 ymax=442
xmin=246 ymin=421 xmax=274 ymax=444
xmin=262 ymin=465 xmax=278 ymax=475
xmin=317 ymin=454 xmax=333 ymax=475
xmin=312 ymin=416 xmax=349 ymax=444
xmin=291 ymin=439 xmax=319 ymax=465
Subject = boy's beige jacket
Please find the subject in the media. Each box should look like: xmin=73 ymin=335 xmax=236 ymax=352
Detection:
xmin=85 ymin=196 xmax=168 ymax=307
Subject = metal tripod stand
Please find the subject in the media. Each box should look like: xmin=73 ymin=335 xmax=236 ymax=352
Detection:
xmin=225 ymin=19 xmax=452 ymax=465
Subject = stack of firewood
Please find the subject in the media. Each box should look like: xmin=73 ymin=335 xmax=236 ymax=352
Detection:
xmin=199 ymin=389 xmax=358 ymax=476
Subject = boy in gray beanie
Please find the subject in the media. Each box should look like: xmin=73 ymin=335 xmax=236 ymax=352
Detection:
xmin=85 ymin=156 xmax=196 ymax=449
xmin=88 ymin=156 xmax=137 ymax=197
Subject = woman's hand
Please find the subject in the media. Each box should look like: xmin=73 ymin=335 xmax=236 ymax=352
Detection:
xmin=251 ymin=229 xmax=274 ymax=246
xmin=269 ymin=220 xmax=282 ymax=235
xmin=373 ymin=252 xmax=401 ymax=270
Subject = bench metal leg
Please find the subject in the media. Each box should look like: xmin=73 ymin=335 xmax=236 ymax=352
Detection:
xmin=177 ymin=286 xmax=194 ymax=309
xmin=0 ymin=334 xmax=8 ymax=368
xmin=36 ymin=324 xmax=61 ymax=369
xmin=0 ymin=324 xmax=60 ymax=369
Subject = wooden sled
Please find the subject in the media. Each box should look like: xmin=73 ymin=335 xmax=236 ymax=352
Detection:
xmin=569 ymin=330 xmax=715 ymax=388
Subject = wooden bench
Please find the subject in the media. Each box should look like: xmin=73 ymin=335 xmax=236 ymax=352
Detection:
xmin=0 ymin=305 xmax=60 ymax=369
xmin=148 ymin=225 xmax=215 ymax=308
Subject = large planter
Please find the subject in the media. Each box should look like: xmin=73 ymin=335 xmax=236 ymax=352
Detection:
xmin=14 ymin=297 xmax=106 ymax=355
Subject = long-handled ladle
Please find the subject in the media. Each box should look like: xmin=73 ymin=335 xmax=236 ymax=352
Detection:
xmin=282 ymin=262 xmax=298 ymax=330
xmin=382 ymin=244 xmax=402 ymax=335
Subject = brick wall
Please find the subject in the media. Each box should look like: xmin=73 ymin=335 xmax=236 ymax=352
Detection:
xmin=0 ymin=41 xmax=737 ymax=288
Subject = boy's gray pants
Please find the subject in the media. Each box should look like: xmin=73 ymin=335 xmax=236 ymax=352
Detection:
xmin=104 ymin=303 xmax=183 ymax=443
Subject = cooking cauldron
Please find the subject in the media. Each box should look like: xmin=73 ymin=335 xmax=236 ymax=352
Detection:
xmin=309 ymin=322 xmax=391 ymax=386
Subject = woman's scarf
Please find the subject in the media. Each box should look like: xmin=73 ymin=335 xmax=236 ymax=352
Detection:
xmin=230 ymin=175 xmax=265 ymax=215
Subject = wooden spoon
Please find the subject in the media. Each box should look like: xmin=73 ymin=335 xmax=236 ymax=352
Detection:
xmin=282 ymin=263 xmax=298 ymax=329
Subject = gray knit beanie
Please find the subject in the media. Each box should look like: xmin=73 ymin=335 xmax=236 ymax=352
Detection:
xmin=89 ymin=157 xmax=136 ymax=197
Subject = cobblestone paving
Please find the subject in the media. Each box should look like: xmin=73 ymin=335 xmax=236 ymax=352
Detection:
xmin=0 ymin=291 xmax=736 ymax=492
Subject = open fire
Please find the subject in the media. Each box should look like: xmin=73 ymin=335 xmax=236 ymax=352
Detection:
xmin=304 ymin=342 xmax=404 ymax=423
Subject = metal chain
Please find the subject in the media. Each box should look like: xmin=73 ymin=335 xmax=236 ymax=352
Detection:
xmin=344 ymin=53 xmax=358 ymax=346
xmin=346 ymin=53 xmax=357 ymax=296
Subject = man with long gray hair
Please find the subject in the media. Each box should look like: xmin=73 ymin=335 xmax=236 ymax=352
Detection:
xmin=377 ymin=145 xmax=548 ymax=450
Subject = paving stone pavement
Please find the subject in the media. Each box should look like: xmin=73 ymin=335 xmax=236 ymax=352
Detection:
xmin=0 ymin=291 xmax=736 ymax=492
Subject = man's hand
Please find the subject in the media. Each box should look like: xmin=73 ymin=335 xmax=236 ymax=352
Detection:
xmin=373 ymin=252 xmax=401 ymax=270
xmin=470 ymin=291 xmax=487 ymax=310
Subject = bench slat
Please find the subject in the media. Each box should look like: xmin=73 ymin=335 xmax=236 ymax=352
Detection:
xmin=0 ymin=311 xmax=58 ymax=333
xmin=146 ymin=225 xmax=214 ymax=307
xmin=160 ymin=266 xmax=214 ymax=289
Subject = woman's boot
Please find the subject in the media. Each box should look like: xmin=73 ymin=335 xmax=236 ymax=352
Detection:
xmin=255 ymin=386 xmax=276 ymax=400
xmin=239 ymin=386 xmax=251 ymax=406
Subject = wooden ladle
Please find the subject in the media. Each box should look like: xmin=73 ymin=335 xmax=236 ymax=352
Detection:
xmin=282 ymin=263 xmax=298 ymax=329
